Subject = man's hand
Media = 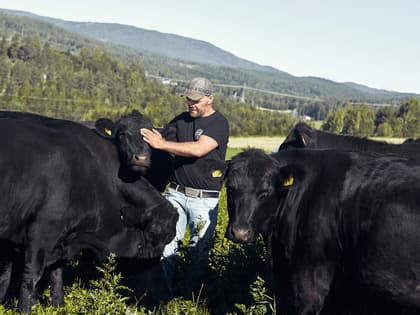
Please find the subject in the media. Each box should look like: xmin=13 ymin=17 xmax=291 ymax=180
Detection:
xmin=140 ymin=128 xmax=166 ymax=149
xmin=141 ymin=127 xmax=218 ymax=157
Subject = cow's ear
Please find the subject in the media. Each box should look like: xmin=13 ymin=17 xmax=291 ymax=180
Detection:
xmin=280 ymin=123 xmax=309 ymax=149
xmin=120 ymin=206 xmax=141 ymax=228
xmin=295 ymin=130 xmax=308 ymax=147
xmin=211 ymin=160 xmax=228 ymax=180
xmin=278 ymin=164 xmax=304 ymax=189
xmin=282 ymin=175 xmax=294 ymax=187
xmin=294 ymin=123 xmax=314 ymax=147
xmin=95 ymin=118 xmax=116 ymax=138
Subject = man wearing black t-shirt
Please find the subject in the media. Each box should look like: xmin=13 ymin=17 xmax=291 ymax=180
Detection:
xmin=140 ymin=77 xmax=229 ymax=294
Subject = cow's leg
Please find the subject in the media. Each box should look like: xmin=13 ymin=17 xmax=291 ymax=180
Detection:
xmin=18 ymin=245 xmax=46 ymax=313
xmin=291 ymin=263 xmax=336 ymax=315
xmin=0 ymin=259 xmax=13 ymax=302
xmin=49 ymin=267 xmax=64 ymax=306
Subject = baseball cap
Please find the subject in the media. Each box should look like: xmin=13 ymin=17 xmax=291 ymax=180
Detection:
xmin=181 ymin=77 xmax=214 ymax=101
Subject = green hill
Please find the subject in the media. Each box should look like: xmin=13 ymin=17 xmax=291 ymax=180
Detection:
xmin=1 ymin=7 xmax=419 ymax=110
xmin=0 ymin=26 xmax=298 ymax=136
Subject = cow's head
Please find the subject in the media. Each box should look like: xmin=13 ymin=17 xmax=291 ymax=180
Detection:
xmin=403 ymin=137 xmax=420 ymax=144
xmin=120 ymin=200 xmax=178 ymax=259
xmin=95 ymin=110 xmax=153 ymax=174
xmin=225 ymin=149 xmax=299 ymax=244
xmin=278 ymin=122 xmax=315 ymax=151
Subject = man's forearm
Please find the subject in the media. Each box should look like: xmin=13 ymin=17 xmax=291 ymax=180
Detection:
xmin=158 ymin=140 xmax=206 ymax=157
xmin=141 ymin=128 xmax=218 ymax=157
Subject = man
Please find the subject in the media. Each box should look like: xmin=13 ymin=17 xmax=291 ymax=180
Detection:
xmin=140 ymin=77 xmax=229 ymax=294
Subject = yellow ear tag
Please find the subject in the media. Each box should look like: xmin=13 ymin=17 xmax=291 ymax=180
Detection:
xmin=283 ymin=176 xmax=294 ymax=187
xmin=105 ymin=128 xmax=112 ymax=136
xmin=212 ymin=169 xmax=223 ymax=178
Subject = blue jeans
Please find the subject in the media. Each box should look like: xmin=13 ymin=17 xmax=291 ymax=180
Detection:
xmin=161 ymin=187 xmax=219 ymax=292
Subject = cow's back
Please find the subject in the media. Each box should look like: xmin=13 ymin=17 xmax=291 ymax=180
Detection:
xmin=0 ymin=117 xmax=120 ymax=242
xmin=339 ymin=155 xmax=420 ymax=295
xmin=280 ymin=122 xmax=420 ymax=160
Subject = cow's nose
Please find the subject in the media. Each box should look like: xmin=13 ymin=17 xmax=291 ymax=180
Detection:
xmin=132 ymin=154 xmax=150 ymax=166
xmin=133 ymin=153 xmax=148 ymax=161
xmin=231 ymin=227 xmax=251 ymax=242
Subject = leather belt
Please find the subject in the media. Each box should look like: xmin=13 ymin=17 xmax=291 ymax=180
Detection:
xmin=169 ymin=182 xmax=219 ymax=198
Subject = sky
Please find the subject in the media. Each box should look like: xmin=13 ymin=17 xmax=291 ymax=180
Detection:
xmin=0 ymin=0 xmax=419 ymax=94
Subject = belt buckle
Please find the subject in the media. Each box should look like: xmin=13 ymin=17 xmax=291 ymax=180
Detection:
xmin=185 ymin=187 xmax=200 ymax=198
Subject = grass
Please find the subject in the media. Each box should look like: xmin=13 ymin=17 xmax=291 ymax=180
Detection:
xmin=226 ymin=147 xmax=244 ymax=160
xmin=228 ymin=137 xmax=284 ymax=153
xmin=371 ymin=137 xmax=405 ymax=144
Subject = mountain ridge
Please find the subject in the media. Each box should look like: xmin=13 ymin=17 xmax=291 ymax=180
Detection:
xmin=0 ymin=7 xmax=418 ymax=103
xmin=0 ymin=8 xmax=283 ymax=73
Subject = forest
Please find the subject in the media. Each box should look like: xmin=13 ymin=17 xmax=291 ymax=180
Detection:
xmin=0 ymin=33 xmax=298 ymax=136
xmin=0 ymin=32 xmax=419 ymax=138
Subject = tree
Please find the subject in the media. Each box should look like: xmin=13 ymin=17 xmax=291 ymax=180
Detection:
xmin=7 ymin=33 xmax=20 ymax=59
xmin=19 ymin=34 xmax=42 ymax=61
xmin=376 ymin=122 xmax=393 ymax=137
xmin=323 ymin=106 xmax=346 ymax=133
xmin=0 ymin=34 xmax=8 ymax=56
xmin=0 ymin=55 xmax=10 ymax=92
xmin=398 ymin=98 xmax=420 ymax=137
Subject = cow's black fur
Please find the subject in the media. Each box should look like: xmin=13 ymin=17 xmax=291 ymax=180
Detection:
xmin=279 ymin=122 xmax=420 ymax=160
xmin=404 ymin=138 xmax=420 ymax=144
xmin=226 ymin=148 xmax=420 ymax=315
xmin=0 ymin=111 xmax=178 ymax=312
xmin=0 ymin=110 xmax=174 ymax=191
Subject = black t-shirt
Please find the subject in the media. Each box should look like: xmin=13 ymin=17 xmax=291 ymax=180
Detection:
xmin=166 ymin=111 xmax=229 ymax=191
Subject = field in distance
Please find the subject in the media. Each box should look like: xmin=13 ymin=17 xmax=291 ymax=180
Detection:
xmin=228 ymin=136 xmax=406 ymax=153
xmin=228 ymin=136 xmax=285 ymax=152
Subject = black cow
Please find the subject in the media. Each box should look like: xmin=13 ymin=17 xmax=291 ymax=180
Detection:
xmin=0 ymin=110 xmax=174 ymax=191
xmin=226 ymin=148 xmax=420 ymax=315
xmin=404 ymin=138 xmax=420 ymax=144
xmin=279 ymin=122 xmax=420 ymax=160
xmin=0 ymin=111 xmax=178 ymax=312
